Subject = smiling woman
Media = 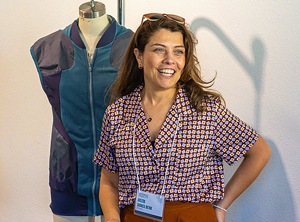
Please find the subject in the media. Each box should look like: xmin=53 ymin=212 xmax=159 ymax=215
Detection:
xmin=93 ymin=14 xmax=271 ymax=222
xmin=133 ymin=29 xmax=186 ymax=138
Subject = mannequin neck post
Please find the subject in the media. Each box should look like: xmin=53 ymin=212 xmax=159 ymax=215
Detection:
xmin=78 ymin=14 xmax=110 ymax=37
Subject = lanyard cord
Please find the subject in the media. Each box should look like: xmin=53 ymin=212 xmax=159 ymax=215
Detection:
xmin=132 ymin=121 xmax=141 ymax=191
xmin=132 ymin=115 xmax=181 ymax=196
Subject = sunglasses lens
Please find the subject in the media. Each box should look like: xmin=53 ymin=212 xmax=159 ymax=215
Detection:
xmin=168 ymin=14 xmax=185 ymax=23
xmin=144 ymin=13 xmax=163 ymax=20
xmin=149 ymin=14 xmax=163 ymax=20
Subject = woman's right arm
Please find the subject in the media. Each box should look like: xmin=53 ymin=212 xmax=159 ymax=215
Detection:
xmin=100 ymin=168 xmax=120 ymax=222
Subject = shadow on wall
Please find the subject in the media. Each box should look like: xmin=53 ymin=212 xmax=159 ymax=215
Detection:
xmin=191 ymin=17 xmax=264 ymax=129
xmin=190 ymin=18 xmax=296 ymax=222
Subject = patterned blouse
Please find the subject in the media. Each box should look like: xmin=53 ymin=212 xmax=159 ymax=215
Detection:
xmin=93 ymin=85 xmax=258 ymax=208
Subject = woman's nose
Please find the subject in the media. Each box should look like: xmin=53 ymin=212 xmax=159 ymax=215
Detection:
xmin=163 ymin=52 xmax=175 ymax=64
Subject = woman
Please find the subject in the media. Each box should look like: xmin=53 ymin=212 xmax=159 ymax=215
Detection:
xmin=93 ymin=13 xmax=271 ymax=222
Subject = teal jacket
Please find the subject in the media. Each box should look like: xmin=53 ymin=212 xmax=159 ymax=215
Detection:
xmin=30 ymin=16 xmax=133 ymax=216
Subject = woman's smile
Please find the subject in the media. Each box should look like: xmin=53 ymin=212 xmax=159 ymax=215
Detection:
xmin=158 ymin=68 xmax=175 ymax=77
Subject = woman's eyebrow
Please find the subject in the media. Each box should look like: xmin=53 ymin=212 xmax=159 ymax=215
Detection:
xmin=150 ymin=43 xmax=185 ymax=48
xmin=150 ymin=43 xmax=166 ymax=47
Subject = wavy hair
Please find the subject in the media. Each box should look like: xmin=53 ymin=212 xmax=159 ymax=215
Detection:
xmin=109 ymin=16 xmax=224 ymax=112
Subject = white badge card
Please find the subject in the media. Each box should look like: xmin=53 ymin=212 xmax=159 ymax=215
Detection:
xmin=134 ymin=190 xmax=165 ymax=221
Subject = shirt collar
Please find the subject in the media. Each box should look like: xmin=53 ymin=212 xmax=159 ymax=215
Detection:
xmin=129 ymin=84 xmax=197 ymax=119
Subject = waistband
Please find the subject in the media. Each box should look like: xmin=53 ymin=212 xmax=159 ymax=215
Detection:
xmin=121 ymin=201 xmax=217 ymax=222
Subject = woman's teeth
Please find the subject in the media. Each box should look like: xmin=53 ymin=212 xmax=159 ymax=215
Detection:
xmin=158 ymin=69 xmax=175 ymax=76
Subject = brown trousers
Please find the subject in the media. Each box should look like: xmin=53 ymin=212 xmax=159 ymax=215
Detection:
xmin=120 ymin=201 xmax=218 ymax=222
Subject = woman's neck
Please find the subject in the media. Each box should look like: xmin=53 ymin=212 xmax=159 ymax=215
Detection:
xmin=141 ymin=85 xmax=177 ymax=107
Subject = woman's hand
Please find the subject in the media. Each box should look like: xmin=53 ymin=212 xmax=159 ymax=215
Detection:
xmin=214 ymin=207 xmax=226 ymax=222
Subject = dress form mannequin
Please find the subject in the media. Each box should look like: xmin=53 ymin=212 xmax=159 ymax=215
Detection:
xmin=78 ymin=1 xmax=110 ymax=62
xmin=32 ymin=0 xmax=133 ymax=220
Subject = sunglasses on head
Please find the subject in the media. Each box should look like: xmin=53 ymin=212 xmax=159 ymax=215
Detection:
xmin=141 ymin=13 xmax=185 ymax=25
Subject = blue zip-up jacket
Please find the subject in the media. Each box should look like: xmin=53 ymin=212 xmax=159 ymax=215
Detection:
xmin=30 ymin=16 xmax=133 ymax=216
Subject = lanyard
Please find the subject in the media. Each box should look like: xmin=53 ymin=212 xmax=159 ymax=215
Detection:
xmin=132 ymin=117 xmax=180 ymax=195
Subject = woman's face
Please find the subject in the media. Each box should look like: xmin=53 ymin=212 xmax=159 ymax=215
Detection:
xmin=134 ymin=28 xmax=186 ymax=92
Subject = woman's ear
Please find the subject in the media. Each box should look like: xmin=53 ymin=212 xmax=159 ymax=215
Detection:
xmin=134 ymin=48 xmax=143 ymax=67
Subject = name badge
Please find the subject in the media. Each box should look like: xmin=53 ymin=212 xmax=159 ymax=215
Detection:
xmin=134 ymin=190 xmax=165 ymax=221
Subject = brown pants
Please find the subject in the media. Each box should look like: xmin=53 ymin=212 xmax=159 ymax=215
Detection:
xmin=120 ymin=201 xmax=217 ymax=222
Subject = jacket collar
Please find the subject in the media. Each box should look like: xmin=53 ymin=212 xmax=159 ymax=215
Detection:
xmin=71 ymin=15 xmax=117 ymax=49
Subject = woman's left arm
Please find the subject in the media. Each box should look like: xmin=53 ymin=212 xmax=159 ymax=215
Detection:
xmin=214 ymin=135 xmax=271 ymax=222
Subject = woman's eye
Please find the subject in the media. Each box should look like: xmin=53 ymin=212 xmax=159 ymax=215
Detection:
xmin=175 ymin=50 xmax=184 ymax=54
xmin=154 ymin=48 xmax=164 ymax=52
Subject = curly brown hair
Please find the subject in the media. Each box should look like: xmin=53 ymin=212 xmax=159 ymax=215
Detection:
xmin=109 ymin=16 xmax=224 ymax=112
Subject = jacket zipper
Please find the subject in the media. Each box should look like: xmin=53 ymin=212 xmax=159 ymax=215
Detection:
xmin=88 ymin=62 xmax=97 ymax=216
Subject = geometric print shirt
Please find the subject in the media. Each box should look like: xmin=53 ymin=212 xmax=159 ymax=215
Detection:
xmin=93 ymin=85 xmax=259 ymax=208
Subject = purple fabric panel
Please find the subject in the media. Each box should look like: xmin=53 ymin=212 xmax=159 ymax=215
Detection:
xmin=71 ymin=21 xmax=85 ymax=49
xmin=32 ymin=30 xmax=75 ymax=75
xmin=42 ymin=72 xmax=73 ymax=144
xmin=49 ymin=123 xmax=78 ymax=191
xmin=110 ymin=30 xmax=134 ymax=70
xmin=50 ymin=188 xmax=88 ymax=216
xmin=49 ymin=161 xmax=77 ymax=193
xmin=52 ymin=106 xmax=73 ymax=145
xmin=42 ymin=72 xmax=62 ymax=118
xmin=96 ymin=20 xmax=117 ymax=47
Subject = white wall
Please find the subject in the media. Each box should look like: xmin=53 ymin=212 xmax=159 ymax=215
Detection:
xmin=1 ymin=0 xmax=299 ymax=221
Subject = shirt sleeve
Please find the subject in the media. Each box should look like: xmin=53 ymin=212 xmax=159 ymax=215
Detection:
xmin=212 ymin=99 xmax=259 ymax=166
xmin=93 ymin=107 xmax=119 ymax=173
